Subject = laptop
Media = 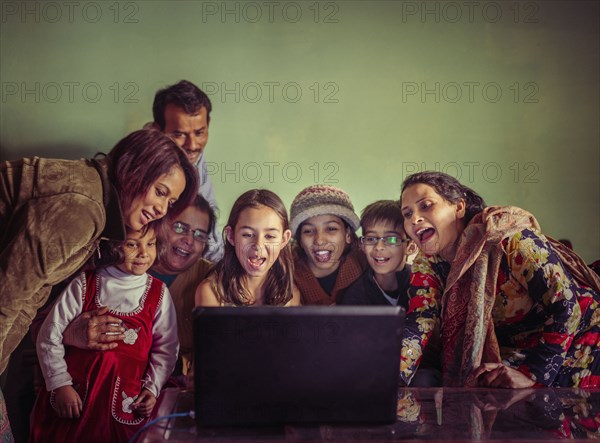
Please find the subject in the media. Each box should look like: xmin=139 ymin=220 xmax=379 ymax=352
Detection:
xmin=193 ymin=306 xmax=404 ymax=427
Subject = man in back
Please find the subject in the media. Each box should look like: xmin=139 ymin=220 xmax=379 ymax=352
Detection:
xmin=151 ymin=80 xmax=222 ymax=260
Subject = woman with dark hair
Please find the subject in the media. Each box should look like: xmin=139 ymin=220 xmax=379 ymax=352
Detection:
xmin=0 ymin=129 xmax=198 ymax=377
xmin=399 ymin=171 xmax=600 ymax=388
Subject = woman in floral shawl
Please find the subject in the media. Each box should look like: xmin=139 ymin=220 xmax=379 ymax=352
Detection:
xmin=399 ymin=172 xmax=600 ymax=388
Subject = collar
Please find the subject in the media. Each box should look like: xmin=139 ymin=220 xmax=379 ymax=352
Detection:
xmin=396 ymin=264 xmax=411 ymax=290
xmin=195 ymin=152 xmax=204 ymax=167
xmin=367 ymin=265 xmax=411 ymax=298
xmin=102 ymin=265 xmax=149 ymax=283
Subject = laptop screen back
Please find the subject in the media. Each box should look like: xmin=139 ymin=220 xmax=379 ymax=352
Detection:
xmin=193 ymin=306 xmax=404 ymax=427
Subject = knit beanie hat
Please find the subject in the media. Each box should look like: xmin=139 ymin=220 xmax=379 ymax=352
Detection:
xmin=290 ymin=185 xmax=360 ymax=236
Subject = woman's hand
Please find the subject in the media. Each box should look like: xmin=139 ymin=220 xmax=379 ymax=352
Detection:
xmin=63 ymin=306 xmax=125 ymax=350
xmin=130 ymin=388 xmax=157 ymax=417
xmin=470 ymin=363 xmax=536 ymax=389
xmin=472 ymin=388 xmax=537 ymax=412
xmin=53 ymin=385 xmax=83 ymax=418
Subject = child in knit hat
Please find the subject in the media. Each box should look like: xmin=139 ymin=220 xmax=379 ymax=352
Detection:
xmin=290 ymin=185 xmax=368 ymax=305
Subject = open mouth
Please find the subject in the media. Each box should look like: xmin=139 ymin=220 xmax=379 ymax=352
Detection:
xmin=173 ymin=246 xmax=191 ymax=257
xmin=372 ymin=256 xmax=390 ymax=265
xmin=313 ymin=249 xmax=332 ymax=263
xmin=248 ymin=256 xmax=267 ymax=271
xmin=142 ymin=210 xmax=153 ymax=225
xmin=417 ymin=227 xmax=435 ymax=243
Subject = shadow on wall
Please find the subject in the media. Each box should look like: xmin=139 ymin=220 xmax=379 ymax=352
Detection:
xmin=0 ymin=143 xmax=102 ymax=162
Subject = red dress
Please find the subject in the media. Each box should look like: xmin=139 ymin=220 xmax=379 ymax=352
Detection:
xmin=29 ymin=271 xmax=165 ymax=443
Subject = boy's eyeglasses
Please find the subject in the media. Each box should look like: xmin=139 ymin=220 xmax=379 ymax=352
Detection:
xmin=360 ymin=236 xmax=410 ymax=247
xmin=171 ymin=222 xmax=208 ymax=243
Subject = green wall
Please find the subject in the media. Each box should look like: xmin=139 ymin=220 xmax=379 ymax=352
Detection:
xmin=1 ymin=0 xmax=598 ymax=261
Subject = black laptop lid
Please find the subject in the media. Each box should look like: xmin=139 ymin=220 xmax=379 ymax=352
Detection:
xmin=193 ymin=306 xmax=404 ymax=427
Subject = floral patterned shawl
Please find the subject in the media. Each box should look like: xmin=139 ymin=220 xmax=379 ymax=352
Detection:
xmin=441 ymin=206 xmax=600 ymax=386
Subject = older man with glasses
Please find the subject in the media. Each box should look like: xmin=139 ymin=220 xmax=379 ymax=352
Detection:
xmin=149 ymin=195 xmax=216 ymax=380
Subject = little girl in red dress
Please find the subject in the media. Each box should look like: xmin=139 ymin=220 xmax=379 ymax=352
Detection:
xmin=29 ymin=226 xmax=178 ymax=442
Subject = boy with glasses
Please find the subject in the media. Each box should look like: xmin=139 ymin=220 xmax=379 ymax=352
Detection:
xmin=339 ymin=200 xmax=416 ymax=307
xmin=339 ymin=200 xmax=441 ymax=386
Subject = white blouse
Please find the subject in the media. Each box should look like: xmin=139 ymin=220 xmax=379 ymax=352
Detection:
xmin=37 ymin=266 xmax=179 ymax=397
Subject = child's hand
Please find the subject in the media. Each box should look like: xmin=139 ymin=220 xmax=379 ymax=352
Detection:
xmin=130 ymin=388 xmax=156 ymax=417
xmin=53 ymin=385 xmax=83 ymax=418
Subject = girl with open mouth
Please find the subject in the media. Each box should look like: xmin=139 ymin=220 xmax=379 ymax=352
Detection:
xmin=290 ymin=184 xmax=367 ymax=305
xmin=196 ymin=189 xmax=300 ymax=307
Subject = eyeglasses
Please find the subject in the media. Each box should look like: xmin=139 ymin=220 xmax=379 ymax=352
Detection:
xmin=171 ymin=222 xmax=208 ymax=243
xmin=360 ymin=236 xmax=410 ymax=247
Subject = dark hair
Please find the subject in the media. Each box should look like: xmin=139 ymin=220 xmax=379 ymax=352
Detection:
xmin=360 ymin=200 xmax=406 ymax=235
xmin=95 ymin=224 xmax=163 ymax=268
xmin=213 ymin=189 xmax=294 ymax=306
xmin=293 ymin=219 xmax=359 ymax=264
xmin=401 ymin=171 xmax=486 ymax=224
xmin=559 ymin=239 xmax=573 ymax=250
xmin=104 ymin=129 xmax=199 ymax=221
xmin=152 ymin=80 xmax=213 ymax=130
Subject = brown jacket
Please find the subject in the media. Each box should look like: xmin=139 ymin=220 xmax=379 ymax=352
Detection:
xmin=0 ymin=156 xmax=125 ymax=373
